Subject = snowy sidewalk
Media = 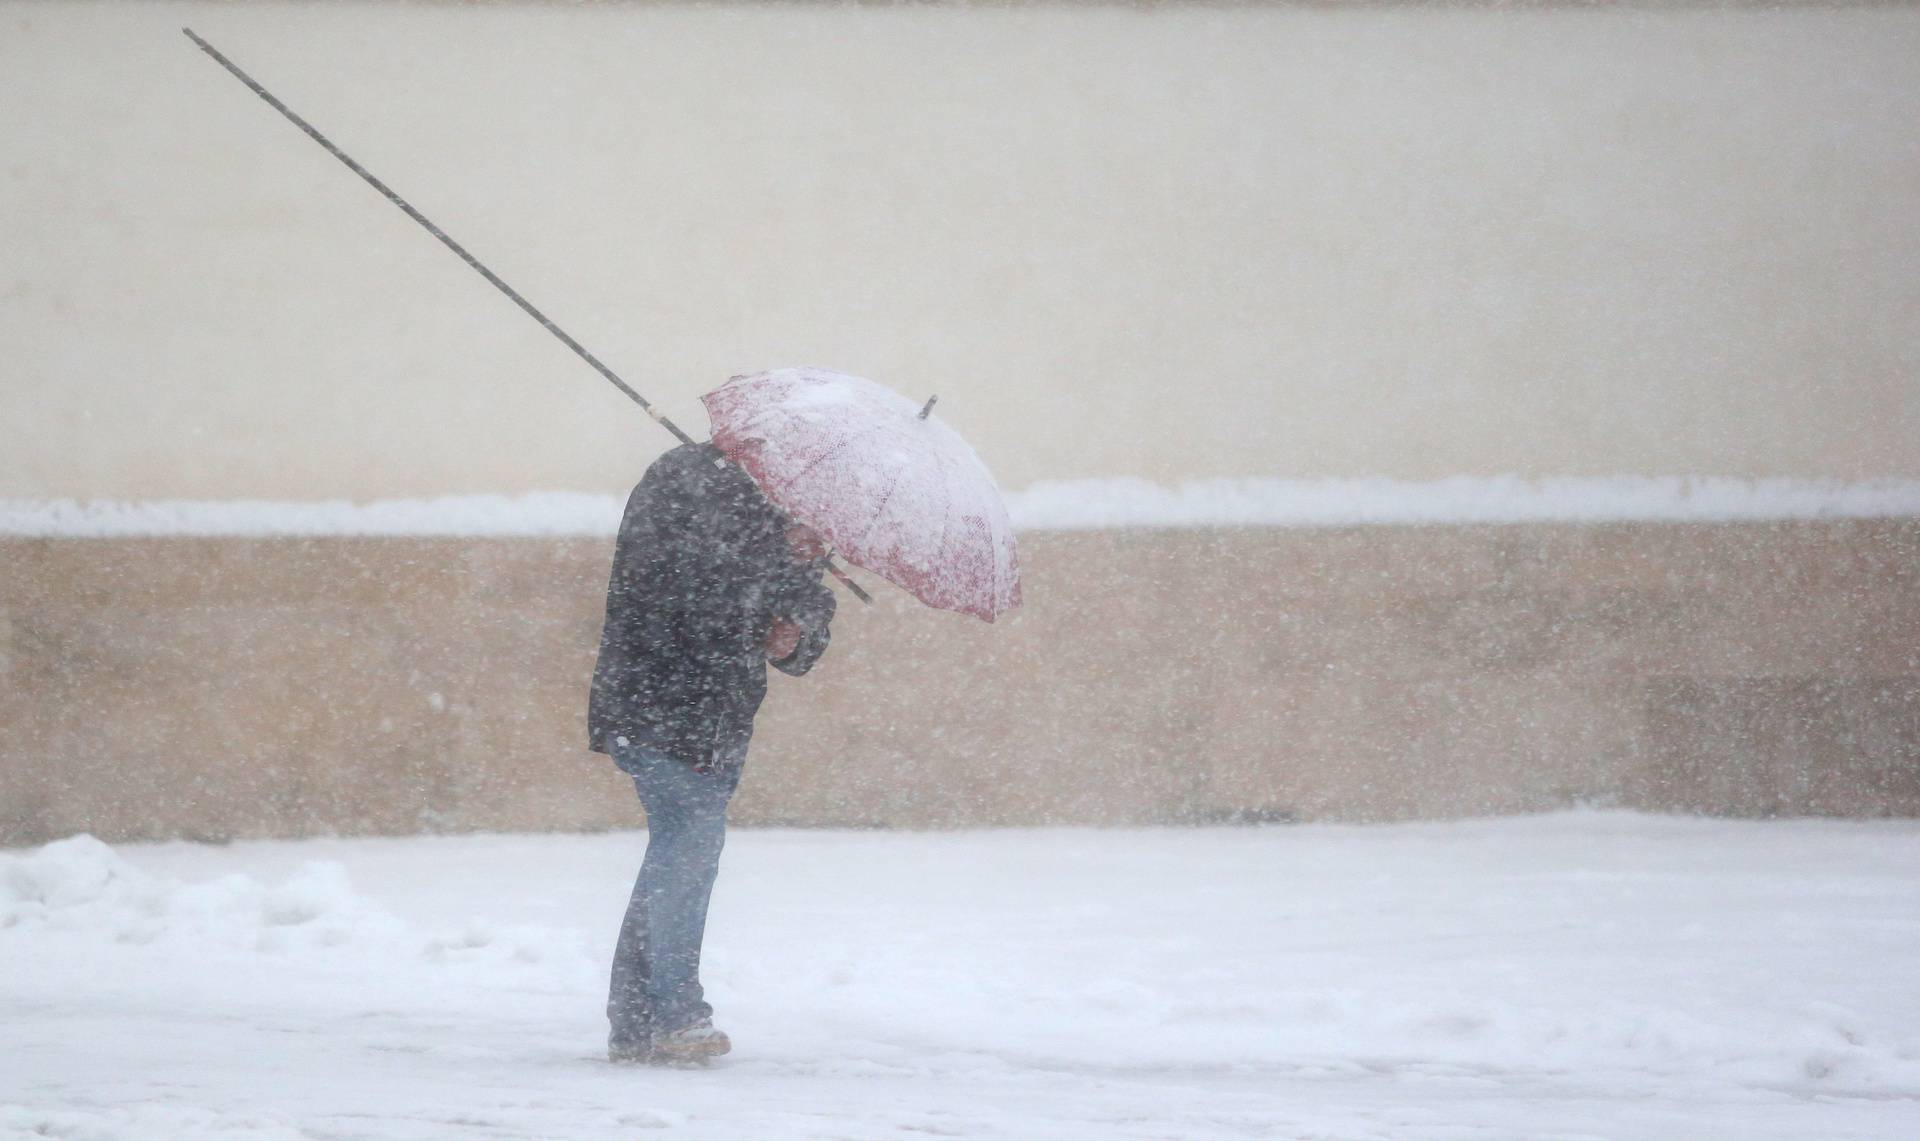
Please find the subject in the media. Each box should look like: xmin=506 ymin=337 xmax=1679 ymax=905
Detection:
xmin=5 ymin=813 xmax=1920 ymax=1140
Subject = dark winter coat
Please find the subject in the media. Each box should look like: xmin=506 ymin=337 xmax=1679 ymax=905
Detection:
xmin=587 ymin=442 xmax=835 ymax=770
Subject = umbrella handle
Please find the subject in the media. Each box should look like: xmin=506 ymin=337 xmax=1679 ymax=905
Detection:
xmin=826 ymin=559 xmax=874 ymax=605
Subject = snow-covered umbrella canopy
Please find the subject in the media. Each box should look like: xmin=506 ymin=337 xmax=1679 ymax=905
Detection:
xmin=702 ymin=368 xmax=1022 ymax=622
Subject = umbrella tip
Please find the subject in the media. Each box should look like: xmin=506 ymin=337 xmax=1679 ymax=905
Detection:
xmin=918 ymin=395 xmax=938 ymax=420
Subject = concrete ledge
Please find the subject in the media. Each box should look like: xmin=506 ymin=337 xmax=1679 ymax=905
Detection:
xmin=2 ymin=520 xmax=1916 ymax=843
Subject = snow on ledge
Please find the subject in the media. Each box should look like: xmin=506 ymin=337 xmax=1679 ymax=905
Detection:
xmin=0 ymin=493 xmax=626 ymax=538
xmin=1008 ymin=476 xmax=1920 ymax=531
xmin=1 ymin=477 xmax=1917 ymax=538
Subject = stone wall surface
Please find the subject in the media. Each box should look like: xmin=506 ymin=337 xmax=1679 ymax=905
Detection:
xmin=3 ymin=522 xmax=1915 ymax=844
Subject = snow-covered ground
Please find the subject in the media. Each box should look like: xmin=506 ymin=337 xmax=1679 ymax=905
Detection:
xmin=5 ymin=813 xmax=1919 ymax=1140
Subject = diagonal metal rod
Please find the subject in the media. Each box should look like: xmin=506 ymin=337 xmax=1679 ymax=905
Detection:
xmin=181 ymin=28 xmax=689 ymax=445
xmin=182 ymin=27 xmax=872 ymax=604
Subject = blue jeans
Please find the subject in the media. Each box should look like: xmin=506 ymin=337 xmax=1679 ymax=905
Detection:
xmin=606 ymin=736 xmax=742 ymax=1048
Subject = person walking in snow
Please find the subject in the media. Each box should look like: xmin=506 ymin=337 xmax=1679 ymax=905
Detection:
xmin=588 ymin=441 xmax=836 ymax=1065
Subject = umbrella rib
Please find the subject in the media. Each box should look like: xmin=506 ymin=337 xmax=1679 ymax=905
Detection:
xmin=951 ymin=441 xmax=1001 ymax=615
xmin=781 ymin=419 xmax=899 ymax=493
xmin=980 ymin=452 xmax=1001 ymax=613
xmin=929 ymin=436 xmax=960 ymax=605
xmin=945 ymin=440 xmax=1000 ymax=613
xmin=858 ymin=462 xmax=912 ymax=552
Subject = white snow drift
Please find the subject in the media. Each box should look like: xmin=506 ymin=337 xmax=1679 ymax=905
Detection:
xmin=4 ymin=814 xmax=1919 ymax=1139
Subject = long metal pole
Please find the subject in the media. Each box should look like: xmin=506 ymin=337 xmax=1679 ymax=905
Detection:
xmin=182 ymin=28 xmax=690 ymax=444
xmin=182 ymin=28 xmax=873 ymax=604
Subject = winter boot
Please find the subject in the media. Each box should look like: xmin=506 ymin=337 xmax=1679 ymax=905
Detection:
xmin=649 ymin=1017 xmax=731 ymax=1063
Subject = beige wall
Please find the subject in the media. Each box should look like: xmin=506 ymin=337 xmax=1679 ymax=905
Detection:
xmin=3 ymin=1 xmax=1918 ymax=501
xmin=3 ymin=521 xmax=1915 ymax=845
xmin=5 ymin=4 xmax=1915 ymax=842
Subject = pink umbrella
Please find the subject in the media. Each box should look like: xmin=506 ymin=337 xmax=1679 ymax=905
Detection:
xmin=702 ymin=368 xmax=1023 ymax=622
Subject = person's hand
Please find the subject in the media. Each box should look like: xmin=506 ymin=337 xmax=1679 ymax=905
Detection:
xmin=785 ymin=523 xmax=828 ymax=563
xmin=765 ymin=617 xmax=802 ymax=661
